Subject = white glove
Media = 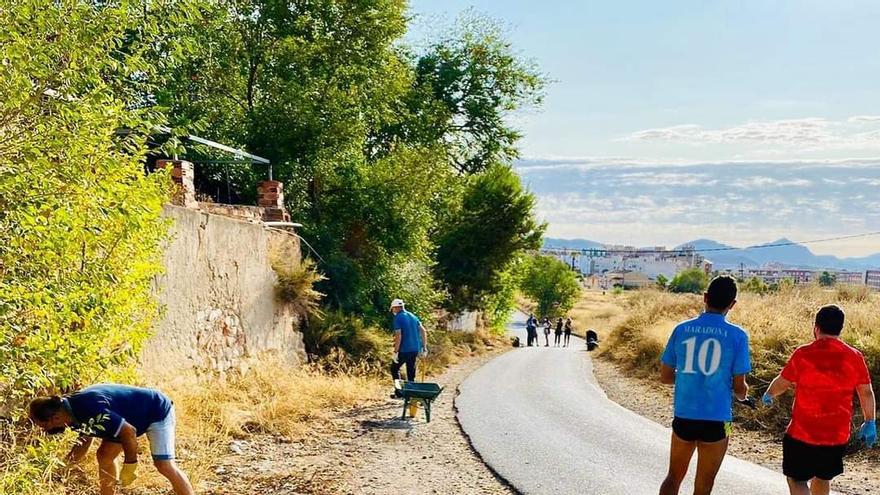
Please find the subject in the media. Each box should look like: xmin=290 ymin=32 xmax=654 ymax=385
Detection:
xmin=420 ymin=346 xmax=428 ymax=358
xmin=391 ymin=352 xmax=399 ymax=364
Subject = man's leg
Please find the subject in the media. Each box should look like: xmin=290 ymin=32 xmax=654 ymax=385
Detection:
xmin=659 ymin=433 xmax=697 ymax=495
xmin=809 ymin=478 xmax=830 ymax=495
xmin=390 ymin=353 xmax=404 ymax=380
xmin=147 ymin=408 xmax=195 ymax=495
xmin=693 ymin=437 xmax=730 ymax=495
xmin=154 ymin=460 xmax=195 ymax=495
xmin=405 ymin=352 xmax=417 ymax=381
xmin=96 ymin=440 xmax=123 ymax=495
xmin=786 ymin=478 xmax=811 ymax=495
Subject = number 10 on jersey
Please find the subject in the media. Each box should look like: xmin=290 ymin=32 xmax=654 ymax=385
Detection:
xmin=681 ymin=337 xmax=722 ymax=376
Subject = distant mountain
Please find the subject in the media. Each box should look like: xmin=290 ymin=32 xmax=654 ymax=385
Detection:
xmin=677 ymin=238 xmax=880 ymax=270
xmin=543 ymin=238 xmax=604 ymax=250
xmin=545 ymin=237 xmax=880 ymax=270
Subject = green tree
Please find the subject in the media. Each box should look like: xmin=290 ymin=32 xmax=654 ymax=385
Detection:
xmin=742 ymin=276 xmax=769 ymax=294
xmin=519 ymin=255 xmax=582 ymax=318
xmin=669 ymin=268 xmax=709 ymax=294
xmin=391 ymin=14 xmax=546 ymax=174
xmin=655 ymin=273 xmax=669 ymax=290
xmin=818 ymin=271 xmax=836 ymax=287
xmin=435 ymin=164 xmax=545 ymax=311
xmin=1 ymin=0 xmax=179 ymax=490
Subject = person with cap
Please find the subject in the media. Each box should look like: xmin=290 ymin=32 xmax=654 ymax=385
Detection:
xmin=29 ymin=383 xmax=194 ymax=495
xmin=389 ymin=298 xmax=428 ymax=386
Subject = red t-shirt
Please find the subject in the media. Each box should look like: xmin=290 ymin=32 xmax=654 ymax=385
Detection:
xmin=781 ymin=338 xmax=872 ymax=446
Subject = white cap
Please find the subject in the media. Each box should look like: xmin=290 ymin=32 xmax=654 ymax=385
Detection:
xmin=390 ymin=298 xmax=405 ymax=310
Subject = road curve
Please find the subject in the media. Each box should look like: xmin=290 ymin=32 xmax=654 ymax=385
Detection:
xmin=456 ymin=312 xmax=790 ymax=495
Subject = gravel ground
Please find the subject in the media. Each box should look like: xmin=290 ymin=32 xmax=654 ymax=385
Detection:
xmin=591 ymin=357 xmax=879 ymax=495
xmin=203 ymin=349 xmax=514 ymax=495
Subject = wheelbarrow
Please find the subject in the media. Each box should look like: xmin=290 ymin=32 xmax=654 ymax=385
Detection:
xmin=394 ymin=380 xmax=443 ymax=422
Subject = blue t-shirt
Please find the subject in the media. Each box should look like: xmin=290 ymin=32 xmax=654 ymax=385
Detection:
xmin=63 ymin=384 xmax=172 ymax=439
xmin=394 ymin=310 xmax=423 ymax=353
xmin=660 ymin=312 xmax=751 ymax=422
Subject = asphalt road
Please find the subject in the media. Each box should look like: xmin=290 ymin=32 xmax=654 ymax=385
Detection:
xmin=456 ymin=312 xmax=791 ymax=495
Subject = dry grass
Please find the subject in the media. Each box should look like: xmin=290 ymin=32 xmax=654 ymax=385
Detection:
xmin=567 ymin=289 xmax=633 ymax=340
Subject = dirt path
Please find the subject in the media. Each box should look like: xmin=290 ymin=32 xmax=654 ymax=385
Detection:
xmin=202 ymin=350 xmax=514 ymax=495
xmin=592 ymin=356 xmax=879 ymax=495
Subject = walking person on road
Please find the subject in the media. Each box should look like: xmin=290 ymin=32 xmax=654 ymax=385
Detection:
xmin=543 ymin=317 xmax=551 ymax=347
xmin=554 ymin=317 xmax=564 ymax=347
xmin=526 ymin=313 xmax=538 ymax=346
xmin=658 ymin=275 xmax=751 ymax=495
xmin=762 ymin=304 xmax=876 ymax=495
xmin=564 ymin=317 xmax=573 ymax=347
xmin=389 ymin=298 xmax=428 ymax=386
xmin=29 ymin=384 xmax=195 ymax=495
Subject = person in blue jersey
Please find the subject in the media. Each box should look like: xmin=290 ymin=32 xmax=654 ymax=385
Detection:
xmin=658 ymin=275 xmax=751 ymax=495
xmin=526 ymin=313 xmax=538 ymax=346
xmin=389 ymin=298 xmax=428 ymax=384
xmin=29 ymin=384 xmax=194 ymax=495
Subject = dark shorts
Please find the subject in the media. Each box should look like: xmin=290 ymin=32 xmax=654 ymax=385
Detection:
xmin=672 ymin=417 xmax=731 ymax=443
xmin=783 ymin=435 xmax=846 ymax=482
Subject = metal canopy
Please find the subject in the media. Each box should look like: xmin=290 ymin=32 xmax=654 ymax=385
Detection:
xmin=153 ymin=125 xmax=273 ymax=179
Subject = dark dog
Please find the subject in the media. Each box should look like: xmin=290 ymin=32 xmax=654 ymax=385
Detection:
xmin=512 ymin=336 xmax=521 ymax=347
xmin=586 ymin=329 xmax=599 ymax=351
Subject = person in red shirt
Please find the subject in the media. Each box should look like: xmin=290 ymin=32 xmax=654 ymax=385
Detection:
xmin=763 ymin=304 xmax=876 ymax=495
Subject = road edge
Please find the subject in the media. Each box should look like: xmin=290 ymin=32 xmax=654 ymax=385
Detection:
xmin=452 ymin=362 xmax=524 ymax=495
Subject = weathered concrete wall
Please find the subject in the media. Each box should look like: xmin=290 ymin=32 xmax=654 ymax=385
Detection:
xmin=141 ymin=205 xmax=306 ymax=374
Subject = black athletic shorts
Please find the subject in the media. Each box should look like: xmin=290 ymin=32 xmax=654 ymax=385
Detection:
xmin=672 ymin=417 xmax=731 ymax=443
xmin=783 ymin=435 xmax=846 ymax=482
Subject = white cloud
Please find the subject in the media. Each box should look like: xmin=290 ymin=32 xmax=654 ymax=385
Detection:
xmin=848 ymin=115 xmax=880 ymax=123
xmin=621 ymin=116 xmax=880 ymax=152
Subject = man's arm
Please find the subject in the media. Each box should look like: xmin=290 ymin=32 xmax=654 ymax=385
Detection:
xmin=857 ymin=384 xmax=876 ymax=421
xmin=118 ymin=422 xmax=138 ymax=464
xmin=764 ymin=374 xmax=793 ymax=401
xmin=660 ymin=363 xmax=675 ymax=385
xmin=419 ymin=323 xmax=428 ymax=351
xmin=733 ymin=374 xmax=749 ymax=401
xmin=66 ymin=435 xmax=93 ymax=464
xmin=393 ymin=331 xmax=401 ymax=354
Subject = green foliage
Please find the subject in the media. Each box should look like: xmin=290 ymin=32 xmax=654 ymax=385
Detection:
xmin=0 ymin=0 xmax=182 ymax=491
xmin=519 ymin=255 xmax=582 ymax=318
xmin=742 ymin=276 xmax=769 ymax=295
xmin=481 ymin=260 xmax=525 ymax=333
xmin=669 ymin=268 xmax=709 ymax=294
xmin=655 ymin=273 xmax=669 ymax=290
xmin=436 ymin=164 xmax=545 ymax=311
xmin=396 ymin=13 xmax=547 ymax=174
xmin=818 ymin=271 xmax=837 ymax=287
xmin=153 ymin=4 xmax=547 ymax=320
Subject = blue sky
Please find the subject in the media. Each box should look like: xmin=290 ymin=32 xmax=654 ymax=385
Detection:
xmin=407 ymin=1 xmax=880 ymax=256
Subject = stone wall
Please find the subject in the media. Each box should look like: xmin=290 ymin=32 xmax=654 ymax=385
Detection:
xmin=141 ymin=205 xmax=306 ymax=374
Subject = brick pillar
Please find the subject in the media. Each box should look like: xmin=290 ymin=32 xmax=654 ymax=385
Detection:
xmin=156 ymin=159 xmax=197 ymax=208
xmin=257 ymin=180 xmax=290 ymax=222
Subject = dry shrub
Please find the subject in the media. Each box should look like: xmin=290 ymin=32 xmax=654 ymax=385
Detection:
xmin=599 ymin=289 xmax=702 ymax=377
xmin=272 ymin=258 xmax=326 ymax=317
xmin=171 ymin=358 xmax=384 ymax=441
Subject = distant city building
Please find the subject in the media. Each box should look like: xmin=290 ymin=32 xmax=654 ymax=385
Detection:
xmin=867 ymin=270 xmax=880 ymax=290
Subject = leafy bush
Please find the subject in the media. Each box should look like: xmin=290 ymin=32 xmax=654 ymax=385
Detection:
xmin=519 ymin=254 xmax=582 ymax=318
xmin=669 ymin=268 xmax=709 ymax=294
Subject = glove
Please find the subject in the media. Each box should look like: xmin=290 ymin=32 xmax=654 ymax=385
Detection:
xmin=391 ymin=353 xmax=399 ymax=364
xmin=737 ymin=396 xmax=757 ymax=410
xmin=859 ymin=420 xmax=877 ymax=448
xmin=762 ymin=391 xmax=773 ymax=406
xmin=119 ymin=462 xmax=138 ymax=487
xmin=420 ymin=346 xmax=428 ymax=358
